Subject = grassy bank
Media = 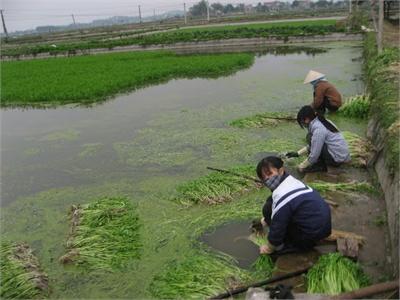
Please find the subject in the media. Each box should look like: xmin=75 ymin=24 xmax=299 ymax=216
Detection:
xmin=1 ymin=51 xmax=254 ymax=106
xmin=3 ymin=19 xmax=341 ymax=57
xmin=364 ymin=33 xmax=400 ymax=174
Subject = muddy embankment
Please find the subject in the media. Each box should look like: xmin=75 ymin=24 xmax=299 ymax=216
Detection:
xmin=2 ymin=33 xmax=362 ymax=61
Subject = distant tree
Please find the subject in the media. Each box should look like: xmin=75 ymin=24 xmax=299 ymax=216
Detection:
xmin=223 ymin=4 xmax=235 ymax=13
xmin=292 ymin=0 xmax=301 ymax=8
xmin=256 ymin=2 xmax=267 ymax=12
xmin=314 ymin=0 xmax=330 ymax=9
xmin=189 ymin=0 xmax=208 ymax=16
xmin=211 ymin=3 xmax=224 ymax=12
xmin=236 ymin=3 xmax=245 ymax=12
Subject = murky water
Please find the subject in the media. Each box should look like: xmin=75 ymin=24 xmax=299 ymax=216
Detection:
xmin=2 ymin=42 xmax=381 ymax=298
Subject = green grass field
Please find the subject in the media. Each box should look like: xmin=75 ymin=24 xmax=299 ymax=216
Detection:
xmin=1 ymin=51 xmax=254 ymax=106
xmin=2 ymin=19 xmax=342 ymax=57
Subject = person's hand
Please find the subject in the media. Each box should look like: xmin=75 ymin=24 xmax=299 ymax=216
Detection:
xmin=285 ymin=151 xmax=299 ymax=158
xmin=260 ymin=217 xmax=267 ymax=227
xmin=260 ymin=244 xmax=274 ymax=254
xmin=298 ymin=159 xmax=311 ymax=172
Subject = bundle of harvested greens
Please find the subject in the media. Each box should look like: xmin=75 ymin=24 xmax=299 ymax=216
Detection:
xmin=308 ymin=181 xmax=378 ymax=195
xmin=229 ymin=112 xmax=296 ymax=129
xmin=249 ymin=233 xmax=275 ymax=278
xmin=175 ymin=165 xmax=259 ymax=205
xmin=342 ymin=131 xmax=372 ymax=168
xmin=1 ymin=242 xmax=49 ymax=299
xmin=59 ymin=197 xmax=141 ymax=271
xmin=338 ymin=95 xmax=370 ymax=119
xmin=149 ymin=250 xmax=251 ymax=299
xmin=306 ymin=253 xmax=370 ymax=295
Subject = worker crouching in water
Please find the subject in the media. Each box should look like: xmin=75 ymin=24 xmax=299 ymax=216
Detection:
xmin=255 ymin=156 xmax=331 ymax=255
xmin=286 ymin=105 xmax=350 ymax=173
xmin=304 ymin=70 xmax=342 ymax=115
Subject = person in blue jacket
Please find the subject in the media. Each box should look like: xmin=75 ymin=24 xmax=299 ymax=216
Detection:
xmin=255 ymin=156 xmax=331 ymax=255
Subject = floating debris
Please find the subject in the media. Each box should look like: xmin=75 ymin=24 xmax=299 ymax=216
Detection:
xmin=174 ymin=165 xmax=259 ymax=205
xmin=59 ymin=197 xmax=141 ymax=271
xmin=229 ymin=112 xmax=296 ymax=129
xmin=0 ymin=242 xmax=49 ymax=299
xmin=306 ymin=252 xmax=370 ymax=295
xmin=338 ymin=95 xmax=370 ymax=119
xmin=149 ymin=249 xmax=251 ymax=299
xmin=343 ymin=131 xmax=373 ymax=167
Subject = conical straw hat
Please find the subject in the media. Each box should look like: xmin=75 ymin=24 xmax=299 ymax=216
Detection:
xmin=303 ymin=70 xmax=325 ymax=84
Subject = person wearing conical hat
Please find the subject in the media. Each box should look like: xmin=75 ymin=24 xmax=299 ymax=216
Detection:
xmin=304 ymin=70 xmax=342 ymax=115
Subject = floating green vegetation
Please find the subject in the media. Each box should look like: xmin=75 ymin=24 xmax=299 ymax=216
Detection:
xmin=308 ymin=180 xmax=378 ymax=195
xmin=148 ymin=249 xmax=251 ymax=299
xmin=174 ymin=165 xmax=259 ymax=205
xmin=23 ymin=147 xmax=41 ymax=157
xmin=338 ymin=95 xmax=370 ymax=119
xmin=343 ymin=131 xmax=372 ymax=168
xmin=1 ymin=242 xmax=49 ymax=299
xmin=229 ymin=112 xmax=296 ymax=128
xmin=2 ymin=19 xmax=340 ymax=57
xmin=78 ymin=143 xmax=103 ymax=158
xmin=306 ymin=252 xmax=370 ymax=295
xmin=2 ymin=51 xmax=254 ymax=106
xmin=59 ymin=197 xmax=141 ymax=271
xmin=40 ymin=128 xmax=80 ymax=142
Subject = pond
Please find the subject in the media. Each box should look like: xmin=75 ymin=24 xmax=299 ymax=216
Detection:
xmin=1 ymin=42 xmax=371 ymax=298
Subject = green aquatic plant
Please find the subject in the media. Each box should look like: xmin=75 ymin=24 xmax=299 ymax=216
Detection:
xmin=2 ymin=51 xmax=254 ymax=106
xmin=229 ymin=112 xmax=296 ymax=129
xmin=338 ymin=95 xmax=370 ymax=119
xmin=149 ymin=249 xmax=251 ymax=299
xmin=343 ymin=131 xmax=372 ymax=168
xmin=78 ymin=143 xmax=103 ymax=158
xmin=59 ymin=197 xmax=141 ymax=271
xmin=308 ymin=181 xmax=378 ymax=195
xmin=306 ymin=252 xmax=370 ymax=295
xmin=252 ymin=255 xmax=274 ymax=278
xmin=174 ymin=165 xmax=259 ymax=205
xmin=0 ymin=242 xmax=49 ymax=299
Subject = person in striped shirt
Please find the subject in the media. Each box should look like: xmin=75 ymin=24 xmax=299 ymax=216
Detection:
xmin=255 ymin=156 xmax=331 ymax=255
xmin=285 ymin=105 xmax=350 ymax=173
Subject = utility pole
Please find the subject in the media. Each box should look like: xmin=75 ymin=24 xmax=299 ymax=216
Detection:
xmin=349 ymin=0 xmax=352 ymax=14
xmin=183 ymin=2 xmax=187 ymax=25
xmin=377 ymin=0 xmax=383 ymax=53
xmin=138 ymin=5 xmax=142 ymax=23
xmin=71 ymin=14 xmax=76 ymax=27
xmin=153 ymin=9 xmax=156 ymax=20
xmin=206 ymin=0 xmax=210 ymax=22
xmin=0 ymin=9 xmax=8 ymax=38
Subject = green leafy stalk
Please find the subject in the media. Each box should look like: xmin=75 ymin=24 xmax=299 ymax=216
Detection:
xmin=306 ymin=253 xmax=370 ymax=295
xmin=59 ymin=197 xmax=141 ymax=271
xmin=338 ymin=95 xmax=370 ymax=119
xmin=229 ymin=112 xmax=296 ymax=129
xmin=0 ymin=242 xmax=49 ymax=299
xmin=308 ymin=180 xmax=378 ymax=195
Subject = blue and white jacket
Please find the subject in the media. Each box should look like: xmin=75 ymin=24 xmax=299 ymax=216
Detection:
xmin=268 ymin=174 xmax=331 ymax=247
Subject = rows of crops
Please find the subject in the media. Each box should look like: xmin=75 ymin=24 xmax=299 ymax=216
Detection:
xmin=2 ymin=19 xmax=343 ymax=57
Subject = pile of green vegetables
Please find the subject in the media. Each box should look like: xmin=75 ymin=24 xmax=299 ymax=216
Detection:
xmin=249 ymin=233 xmax=275 ymax=278
xmin=342 ymin=131 xmax=372 ymax=168
xmin=307 ymin=253 xmax=369 ymax=295
xmin=149 ymin=249 xmax=251 ymax=299
xmin=1 ymin=242 xmax=49 ymax=299
xmin=338 ymin=95 xmax=370 ymax=119
xmin=59 ymin=197 xmax=141 ymax=271
xmin=174 ymin=165 xmax=258 ymax=205
xmin=308 ymin=180 xmax=377 ymax=195
xmin=229 ymin=112 xmax=296 ymax=128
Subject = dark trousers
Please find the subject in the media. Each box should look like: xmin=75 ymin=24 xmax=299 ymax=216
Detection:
xmin=262 ymin=197 xmax=316 ymax=252
xmin=315 ymin=96 xmax=339 ymax=115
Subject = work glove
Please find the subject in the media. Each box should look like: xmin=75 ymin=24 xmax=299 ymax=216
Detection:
xmin=298 ymin=159 xmax=311 ymax=172
xmin=285 ymin=151 xmax=299 ymax=158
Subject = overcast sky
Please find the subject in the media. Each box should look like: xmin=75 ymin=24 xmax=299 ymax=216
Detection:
xmin=1 ymin=0 xmax=294 ymax=32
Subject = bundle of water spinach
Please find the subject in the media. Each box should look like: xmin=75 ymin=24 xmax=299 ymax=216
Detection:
xmin=59 ymin=197 xmax=141 ymax=271
xmin=306 ymin=252 xmax=370 ymax=295
xmin=1 ymin=242 xmax=49 ymax=299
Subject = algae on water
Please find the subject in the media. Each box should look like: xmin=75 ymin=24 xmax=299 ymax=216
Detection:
xmin=59 ymin=197 xmax=141 ymax=271
xmin=1 ymin=242 xmax=49 ymax=299
xmin=229 ymin=112 xmax=297 ymax=129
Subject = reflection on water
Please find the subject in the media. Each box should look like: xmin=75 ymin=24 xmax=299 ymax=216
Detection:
xmin=1 ymin=42 xmax=364 ymax=204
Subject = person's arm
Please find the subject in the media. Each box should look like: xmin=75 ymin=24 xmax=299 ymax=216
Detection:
xmin=312 ymin=84 xmax=325 ymax=109
xmin=308 ymin=127 xmax=326 ymax=164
